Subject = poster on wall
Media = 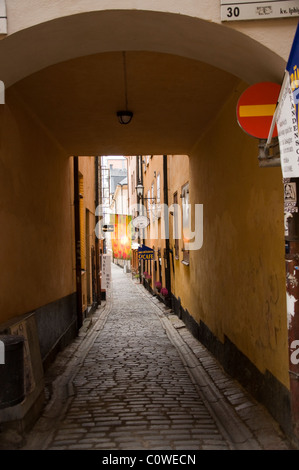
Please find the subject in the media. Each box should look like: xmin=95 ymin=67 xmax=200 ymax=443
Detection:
xmin=102 ymin=254 xmax=112 ymax=290
xmin=275 ymin=23 xmax=299 ymax=178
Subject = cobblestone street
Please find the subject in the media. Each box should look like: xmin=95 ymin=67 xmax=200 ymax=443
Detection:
xmin=13 ymin=264 xmax=293 ymax=451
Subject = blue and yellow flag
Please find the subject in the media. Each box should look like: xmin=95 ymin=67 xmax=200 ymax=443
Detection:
xmin=287 ymin=22 xmax=299 ymax=128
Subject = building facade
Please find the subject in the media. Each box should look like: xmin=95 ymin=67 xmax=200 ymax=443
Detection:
xmin=127 ymin=150 xmax=293 ymax=440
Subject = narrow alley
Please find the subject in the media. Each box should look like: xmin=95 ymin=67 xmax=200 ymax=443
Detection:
xmin=0 ymin=2 xmax=299 ymax=459
xmin=9 ymin=263 xmax=291 ymax=452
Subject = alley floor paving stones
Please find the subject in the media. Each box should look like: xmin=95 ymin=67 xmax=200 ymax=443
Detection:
xmin=3 ymin=264 xmax=295 ymax=451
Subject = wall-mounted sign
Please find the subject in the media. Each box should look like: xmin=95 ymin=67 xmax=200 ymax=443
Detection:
xmin=138 ymin=245 xmax=154 ymax=260
xmin=276 ymin=78 xmax=299 ymax=178
xmin=275 ymin=23 xmax=299 ymax=178
xmin=284 ymin=181 xmax=298 ymax=214
xmin=236 ymin=82 xmax=281 ymax=139
xmin=102 ymin=254 xmax=112 ymax=290
xmin=0 ymin=0 xmax=7 ymax=35
xmin=132 ymin=215 xmax=150 ymax=229
xmin=102 ymin=224 xmax=114 ymax=233
xmin=221 ymin=1 xmax=299 ymax=22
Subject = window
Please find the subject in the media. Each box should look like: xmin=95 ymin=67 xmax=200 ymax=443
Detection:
xmin=173 ymin=192 xmax=179 ymax=259
xmin=156 ymin=173 xmax=161 ymax=204
xmin=158 ymin=248 xmax=162 ymax=283
xmin=132 ymin=171 xmax=135 ymax=195
xmin=147 ymin=189 xmax=151 ymax=216
xmin=151 ymin=182 xmax=156 ymax=219
xmin=79 ymin=174 xmax=86 ymax=270
xmin=181 ymin=183 xmax=190 ymax=265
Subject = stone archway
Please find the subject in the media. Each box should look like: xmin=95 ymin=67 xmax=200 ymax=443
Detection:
xmin=0 ymin=7 xmax=296 ymax=88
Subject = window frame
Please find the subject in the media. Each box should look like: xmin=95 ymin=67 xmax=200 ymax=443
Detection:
xmin=181 ymin=182 xmax=190 ymax=266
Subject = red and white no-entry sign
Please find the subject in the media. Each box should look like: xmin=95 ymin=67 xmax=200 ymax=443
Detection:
xmin=236 ymin=82 xmax=281 ymax=139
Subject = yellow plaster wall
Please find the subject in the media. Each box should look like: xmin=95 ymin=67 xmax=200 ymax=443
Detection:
xmin=184 ymin=82 xmax=289 ymax=388
xmin=167 ymin=154 xmax=192 ymax=306
xmin=78 ymin=157 xmax=96 ymax=312
xmin=142 ymin=156 xmax=166 ymax=288
xmin=0 ymin=89 xmax=75 ymax=324
xmin=79 ymin=157 xmax=96 ymax=215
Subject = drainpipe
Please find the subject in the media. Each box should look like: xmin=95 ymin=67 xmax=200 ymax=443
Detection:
xmin=73 ymin=156 xmax=83 ymax=330
xmin=95 ymin=156 xmax=101 ymax=307
xmin=163 ymin=155 xmax=171 ymax=307
xmin=136 ymin=156 xmax=144 ymax=280
xmin=285 ymin=177 xmax=299 ymax=441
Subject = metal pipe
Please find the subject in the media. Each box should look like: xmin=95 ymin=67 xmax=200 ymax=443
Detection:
xmin=163 ymin=155 xmax=171 ymax=305
xmin=265 ymin=71 xmax=288 ymax=150
xmin=95 ymin=156 xmax=101 ymax=306
xmin=258 ymin=158 xmax=281 ymax=168
xmin=73 ymin=156 xmax=83 ymax=330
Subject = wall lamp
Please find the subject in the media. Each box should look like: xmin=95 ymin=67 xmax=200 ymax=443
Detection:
xmin=136 ymin=182 xmax=144 ymax=200
xmin=135 ymin=182 xmax=156 ymax=203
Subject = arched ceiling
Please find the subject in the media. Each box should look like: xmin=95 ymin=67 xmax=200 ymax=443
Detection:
xmin=0 ymin=10 xmax=294 ymax=88
xmin=10 ymin=51 xmax=240 ymax=155
xmin=1 ymin=9 xmax=296 ymax=156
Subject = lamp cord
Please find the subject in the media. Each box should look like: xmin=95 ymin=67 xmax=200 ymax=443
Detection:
xmin=123 ymin=51 xmax=128 ymax=111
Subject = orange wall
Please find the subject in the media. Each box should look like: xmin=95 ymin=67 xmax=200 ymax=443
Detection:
xmin=0 ymin=89 xmax=74 ymax=323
